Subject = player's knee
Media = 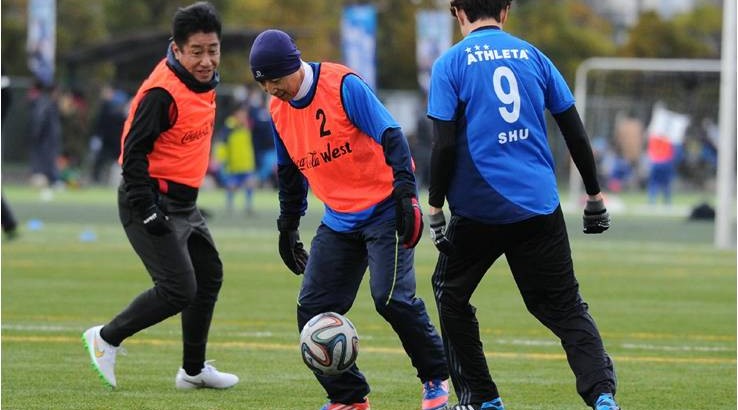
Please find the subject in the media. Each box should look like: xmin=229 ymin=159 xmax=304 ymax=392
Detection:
xmin=158 ymin=276 xmax=198 ymax=310
xmin=439 ymin=298 xmax=476 ymax=320
xmin=525 ymin=297 xmax=589 ymax=324
xmin=436 ymin=289 xmax=471 ymax=310
xmin=373 ymin=300 xmax=391 ymax=318
xmin=297 ymin=302 xmax=349 ymax=332
xmin=373 ymin=295 xmax=422 ymax=320
xmin=297 ymin=305 xmax=317 ymax=331
xmin=199 ymin=272 xmax=223 ymax=298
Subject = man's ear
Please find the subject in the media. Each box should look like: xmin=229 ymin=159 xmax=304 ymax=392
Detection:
xmin=171 ymin=42 xmax=181 ymax=59
xmin=500 ymin=5 xmax=510 ymax=25
xmin=456 ymin=8 xmax=466 ymax=25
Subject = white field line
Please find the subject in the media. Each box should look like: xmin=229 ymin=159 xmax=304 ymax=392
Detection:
xmin=3 ymin=324 xmax=734 ymax=364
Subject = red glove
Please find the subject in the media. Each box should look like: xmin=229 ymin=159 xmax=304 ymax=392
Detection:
xmin=393 ymin=185 xmax=424 ymax=248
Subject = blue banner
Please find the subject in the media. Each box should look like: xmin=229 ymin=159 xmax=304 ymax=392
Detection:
xmin=341 ymin=5 xmax=377 ymax=90
xmin=416 ymin=9 xmax=452 ymax=93
xmin=27 ymin=0 xmax=56 ymax=86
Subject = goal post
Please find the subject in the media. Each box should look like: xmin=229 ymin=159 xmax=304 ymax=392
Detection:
xmin=570 ymin=56 xmax=734 ymax=249
xmin=716 ymin=0 xmax=737 ymax=250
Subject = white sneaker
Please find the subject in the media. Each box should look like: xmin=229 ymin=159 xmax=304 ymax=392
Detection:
xmin=175 ymin=360 xmax=239 ymax=389
xmin=82 ymin=325 xmax=119 ymax=388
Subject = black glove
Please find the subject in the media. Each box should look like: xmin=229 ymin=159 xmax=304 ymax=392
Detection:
xmin=583 ymin=198 xmax=610 ymax=234
xmin=140 ymin=203 xmax=172 ymax=236
xmin=393 ymin=184 xmax=424 ymax=249
xmin=277 ymin=215 xmax=308 ymax=275
xmin=428 ymin=211 xmax=455 ymax=256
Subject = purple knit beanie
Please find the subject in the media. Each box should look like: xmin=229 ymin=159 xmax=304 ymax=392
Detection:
xmin=249 ymin=29 xmax=302 ymax=81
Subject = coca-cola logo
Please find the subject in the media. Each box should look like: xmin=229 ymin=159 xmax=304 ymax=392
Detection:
xmin=181 ymin=128 xmax=210 ymax=144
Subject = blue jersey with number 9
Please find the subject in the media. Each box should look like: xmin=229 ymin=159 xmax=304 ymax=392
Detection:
xmin=428 ymin=27 xmax=575 ymax=224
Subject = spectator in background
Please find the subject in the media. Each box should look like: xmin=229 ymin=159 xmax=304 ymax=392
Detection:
xmin=411 ymin=96 xmax=432 ymax=188
xmin=698 ymin=117 xmax=719 ymax=179
xmin=247 ymin=85 xmax=277 ymax=188
xmin=2 ymin=74 xmax=11 ymax=126
xmin=607 ymin=113 xmax=644 ymax=193
xmin=90 ymin=84 xmax=129 ymax=185
xmin=27 ymin=78 xmax=62 ymax=190
xmin=646 ymin=129 xmax=679 ymax=205
xmin=597 ymin=141 xmax=633 ymax=194
xmin=645 ymin=103 xmax=689 ymax=205
xmin=607 ymin=153 xmax=633 ymax=193
xmin=1 ymin=197 xmax=18 ymax=240
xmin=213 ymin=104 xmax=257 ymax=214
xmin=58 ymin=88 xmax=90 ymax=186
xmin=2 ymin=74 xmax=19 ymax=240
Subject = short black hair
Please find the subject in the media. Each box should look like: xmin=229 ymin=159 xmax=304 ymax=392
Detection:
xmin=451 ymin=0 xmax=512 ymax=23
xmin=171 ymin=1 xmax=222 ymax=46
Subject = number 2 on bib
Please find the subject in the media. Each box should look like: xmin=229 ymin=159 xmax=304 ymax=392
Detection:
xmin=315 ymin=108 xmax=332 ymax=138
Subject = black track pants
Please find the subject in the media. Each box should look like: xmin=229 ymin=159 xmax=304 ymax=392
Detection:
xmin=432 ymin=206 xmax=616 ymax=407
xmin=101 ymin=186 xmax=223 ymax=372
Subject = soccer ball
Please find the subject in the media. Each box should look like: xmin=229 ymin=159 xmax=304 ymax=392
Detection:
xmin=300 ymin=312 xmax=359 ymax=376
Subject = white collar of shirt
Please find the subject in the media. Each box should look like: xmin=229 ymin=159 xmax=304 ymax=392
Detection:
xmin=293 ymin=61 xmax=313 ymax=101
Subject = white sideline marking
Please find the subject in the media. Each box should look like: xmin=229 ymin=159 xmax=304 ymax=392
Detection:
xmin=233 ymin=331 xmax=273 ymax=337
xmin=496 ymin=338 xmax=733 ymax=352
xmin=2 ymin=324 xmax=69 ymax=331
xmin=3 ymin=324 xmax=734 ymax=357
xmin=497 ymin=338 xmax=559 ymax=347
xmin=621 ymin=343 xmax=732 ymax=352
xmin=2 ymin=324 xmax=276 ymax=338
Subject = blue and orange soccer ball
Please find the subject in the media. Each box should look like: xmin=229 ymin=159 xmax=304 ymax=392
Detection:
xmin=300 ymin=312 xmax=359 ymax=376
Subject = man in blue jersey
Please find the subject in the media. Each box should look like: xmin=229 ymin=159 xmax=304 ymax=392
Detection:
xmin=426 ymin=2 xmax=619 ymax=410
xmin=249 ymin=29 xmax=450 ymax=410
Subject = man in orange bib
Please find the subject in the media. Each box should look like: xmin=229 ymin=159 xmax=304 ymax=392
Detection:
xmin=250 ymin=29 xmax=450 ymax=410
xmin=82 ymin=1 xmax=238 ymax=391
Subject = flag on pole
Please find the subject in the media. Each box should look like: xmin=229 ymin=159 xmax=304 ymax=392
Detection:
xmin=27 ymin=0 xmax=56 ymax=86
xmin=341 ymin=5 xmax=377 ymax=90
xmin=416 ymin=10 xmax=452 ymax=93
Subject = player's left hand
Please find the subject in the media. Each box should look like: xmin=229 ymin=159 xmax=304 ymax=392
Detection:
xmin=583 ymin=197 xmax=610 ymax=234
xmin=139 ymin=203 xmax=172 ymax=236
xmin=393 ymin=184 xmax=424 ymax=248
xmin=428 ymin=211 xmax=455 ymax=256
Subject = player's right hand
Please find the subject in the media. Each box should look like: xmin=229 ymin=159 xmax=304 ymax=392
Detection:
xmin=140 ymin=204 xmax=172 ymax=236
xmin=277 ymin=216 xmax=308 ymax=275
xmin=428 ymin=211 xmax=455 ymax=256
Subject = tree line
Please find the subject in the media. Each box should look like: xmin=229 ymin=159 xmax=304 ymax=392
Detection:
xmin=1 ymin=0 xmax=722 ymax=90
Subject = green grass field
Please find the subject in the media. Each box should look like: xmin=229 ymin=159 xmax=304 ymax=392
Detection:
xmin=1 ymin=185 xmax=735 ymax=410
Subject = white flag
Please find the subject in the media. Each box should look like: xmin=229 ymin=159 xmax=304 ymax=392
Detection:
xmin=647 ymin=102 xmax=690 ymax=145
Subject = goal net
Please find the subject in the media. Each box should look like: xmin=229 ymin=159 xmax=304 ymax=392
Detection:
xmin=566 ymin=58 xmax=723 ymax=210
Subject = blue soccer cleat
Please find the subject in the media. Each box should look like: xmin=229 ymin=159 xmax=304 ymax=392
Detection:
xmin=594 ymin=393 xmax=620 ymax=410
xmin=451 ymin=397 xmax=504 ymax=410
xmin=481 ymin=397 xmax=505 ymax=410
